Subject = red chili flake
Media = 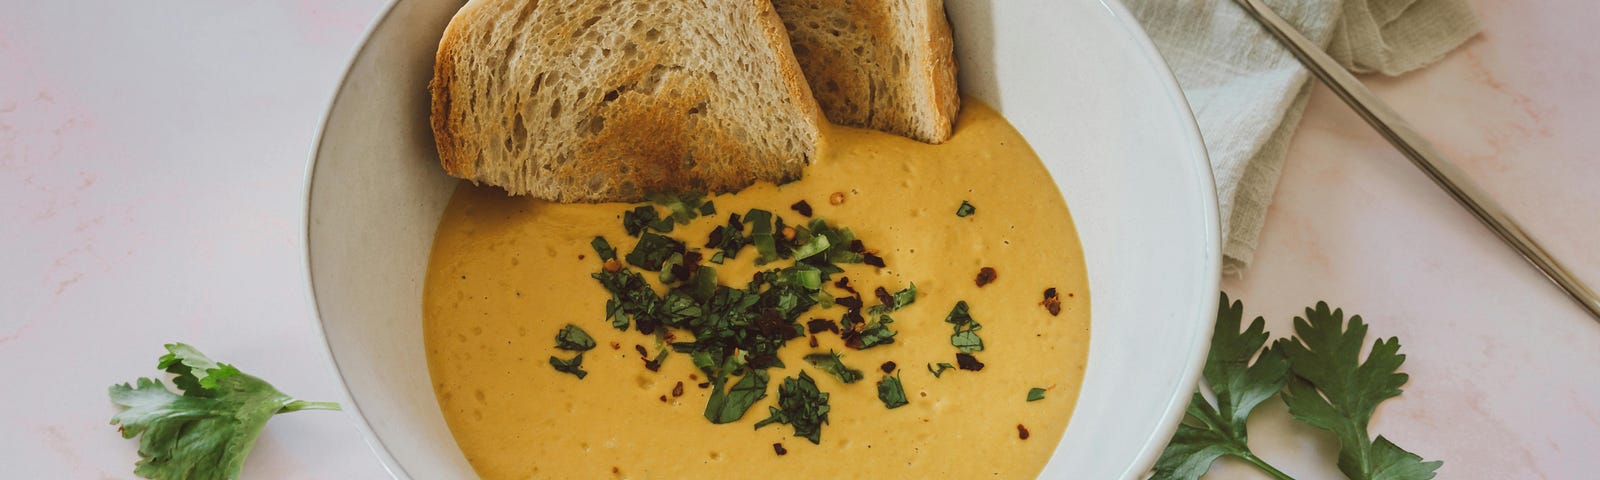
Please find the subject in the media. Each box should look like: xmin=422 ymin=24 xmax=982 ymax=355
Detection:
xmin=862 ymin=253 xmax=886 ymax=268
xmin=1017 ymin=424 xmax=1030 ymax=440
xmin=698 ymin=382 xmax=711 ymax=389
xmin=808 ymin=335 xmax=819 ymax=348
xmin=975 ymin=267 xmax=998 ymax=287
xmin=790 ymin=200 xmax=813 ymax=217
xmin=880 ymin=361 xmax=897 ymax=374
xmin=659 ymin=395 xmax=668 ymax=402
xmin=833 ymin=276 xmax=856 ymax=294
xmin=847 ymin=240 xmax=865 ymax=253
xmin=781 ymin=226 xmax=797 ymax=241
xmin=807 ymin=319 xmax=840 ymax=334
xmin=956 ymin=353 xmax=985 ymax=371
xmin=835 ymin=295 xmax=864 ymax=311
xmin=874 ymin=286 xmax=894 ymax=307
xmin=672 ymin=382 xmax=685 ymax=397
xmin=603 ymin=258 xmax=622 ymax=272
xmin=634 ymin=345 xmax=649 ymax=357
xmin=773 ymin=443 xmax=788 ymax=455
xmin=578 ymin=254 xmax=586 ymax=260
xmin=829 ymin=191 xmax=846 ymax=205
xmin=613 ymin=467 xmax=620 ymax=475
xmin=609 ymin=341 xmax=621 ymax=350
xmin=1042 ymin=287 xmax=1062 ymax=316
xmin=689 ymin=373 xmax=698 ymax=380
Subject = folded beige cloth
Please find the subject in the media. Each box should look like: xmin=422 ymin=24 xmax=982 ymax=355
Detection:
xmin=1123 ymin=0 xmax=1480 ymax=273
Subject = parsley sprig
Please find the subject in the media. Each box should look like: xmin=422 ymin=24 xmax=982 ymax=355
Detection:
xmin=1152 ymin=294 xmax=1440 ymax=480
xmin=108 ymin=343 xmax=341 ymax=480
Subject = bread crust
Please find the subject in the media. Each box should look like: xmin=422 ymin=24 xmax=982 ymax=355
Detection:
xmin=428 ymin=0 xmax=824 ymax=202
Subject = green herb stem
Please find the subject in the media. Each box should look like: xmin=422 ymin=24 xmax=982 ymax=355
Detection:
xmin=1239 ymin=452 xmax=1295 ymax=480
xmin=281 ymin=400 xmax=343 ymax=412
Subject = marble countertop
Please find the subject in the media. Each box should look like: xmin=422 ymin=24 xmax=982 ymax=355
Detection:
xmin=2 ymin=0 xmax=1594 ymax=478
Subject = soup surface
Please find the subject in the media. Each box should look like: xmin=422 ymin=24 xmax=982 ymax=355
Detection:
xmin=423 ymin=101 xmax=1090 ymax=479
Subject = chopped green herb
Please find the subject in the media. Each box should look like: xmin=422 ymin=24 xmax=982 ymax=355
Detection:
xmin=849 ymin=315 xmax=897 ymax=350
xmin=555 ymin=324 xmax=596 ymax=351
xmin=623 ymin=205 xmax=662 ymax=236
xmin=1027 ymin=388 xmax=1047 ymax=402
xmin=877 ymin=374 xmax=909 ymax=409
xmin=709 ymin=251 xmax=727 ymax=264
xmin=745 ymin=209 xmax=779 ymax=265
xmin=549 ymin=353 xmax=587 ymax=379
xmin=699 ymin=201 xmax=717 ymax=216
xmin=625 ymin=232 xmax=685 ymax=271
xmin=791 ymin=234 xmax=831 ymax=261
xmin=109 ymin=343 xmax=342 ymax=480
xmin=649 ymin=191 xmax=709 ymax=225
xmin=706 ymin=213 xmax=748 ymax=260
xmin=754 ymin=372 xmax=831 ymax=444
xmin=945 ymin=301 xmax=984 ymax=353
xmin=928 ymin=362 xmax=955 ymax=378
xmin=951 ymin=331 xmax=984 ymax=353
xmin=804 ymin=351 xmax=863 ymax=384
xmin=956 ymin=200 xmax=976 ymax=217
xmin=591 ymin=236 xmax=616 ymax=261
xmin=868 ymin=283 xmax=917 ymax=315
xmin=704 ymin=370 xmax=769 ymax=424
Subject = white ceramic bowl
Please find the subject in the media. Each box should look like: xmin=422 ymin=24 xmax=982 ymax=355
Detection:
xmin=306 ymin=0 xmax=1220 ymax=478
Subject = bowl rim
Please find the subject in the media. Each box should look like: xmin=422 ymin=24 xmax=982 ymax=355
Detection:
xmin=299 ymin=1 xmax=1220 ymax=478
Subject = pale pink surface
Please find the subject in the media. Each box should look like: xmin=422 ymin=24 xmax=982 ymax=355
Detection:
xmin=0 ymin=0 xmax=1594 ymax=478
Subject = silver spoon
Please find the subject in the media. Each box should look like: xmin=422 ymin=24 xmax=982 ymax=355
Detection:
xmin=1231 ymin=0 xmax=1600 ymax=322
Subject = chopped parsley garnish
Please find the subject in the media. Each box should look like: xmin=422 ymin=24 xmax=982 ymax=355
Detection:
xmin=647 ymin=191 xmax=711 ymax=225
xmin=592 ymin=202 xmax=916 ymax=440
xmin=1027 ymin=388 xmax=1047 ymax=402
xmin=868 ymin=283 xmax=917 ymax=315
xmin=847 ymin=314 xmax=897 ymax=350
xmin=928 ymin=363 xmax=955 ymax=378
xmin=623 ymin=205 xmax=664 ymax=236
xmin=804 ymin=351 xmax=863 ymax=384
xmin=591 ymin=236 xmax=616 ymax=261
xmin=704 ymin=370 xmax=769 ymax=424
xmin=625 ymin=232 xmax=685 ymax=271
xmin=877 ymin=374 xmax=909 ymax=409
xmin=754 ymin=372 xmax=831 ymax=444
xmin=945 ymin=301 xmax=984 ymax=353
xmin=956 ymin=200 xmax=976 ymax=217
xmin=555 ymin=324 xmax=596 ymax=351
xmin=549 ymin=353 xmax=587 ymax=379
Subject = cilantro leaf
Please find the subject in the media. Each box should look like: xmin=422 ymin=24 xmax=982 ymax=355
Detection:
xmin=549 ymin=353 xmax=588 ymax=379
xmin=754 ymin=371 xmax=831 ymax=444
xmin=109 ymin=343 xmax=340 ymax=480
xmin=555 ymin=324 xmax=597 ymax=351
xmin=1279 ymin=303 xmax=1441 ymax=480
xmin=705 ymin=370 xmax=769 ymax=424
xmin=928 ymin=362 xmax=955 ymax=378
xmin=849 ymin=314 xmax=897 ymax=350
xmin=622 ymin=205 xmax=662 ymax=236
xmin=877 ymin=374 xmax=908 ymax=409
xmin=804 ymin=351 xmax=863 ymax=384
xmin=1152 ymin=293 xmax=1290 ymax=480
xmin=1027 ymin=388 xmax=1046 ymax=402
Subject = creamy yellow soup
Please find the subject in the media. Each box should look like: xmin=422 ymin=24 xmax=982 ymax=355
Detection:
xmin=423 ymin=101 xmax=1089 ymax=479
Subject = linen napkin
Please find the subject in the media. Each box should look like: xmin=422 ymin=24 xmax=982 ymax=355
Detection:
xmin=1122 ymin=0 xmax=1481 ymax=273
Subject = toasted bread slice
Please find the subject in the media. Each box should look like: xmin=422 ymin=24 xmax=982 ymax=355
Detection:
xmin=430 ymin=0 xmax=826 ymax=201
xmin=771 ymin=0 xmax=960 ymax=144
